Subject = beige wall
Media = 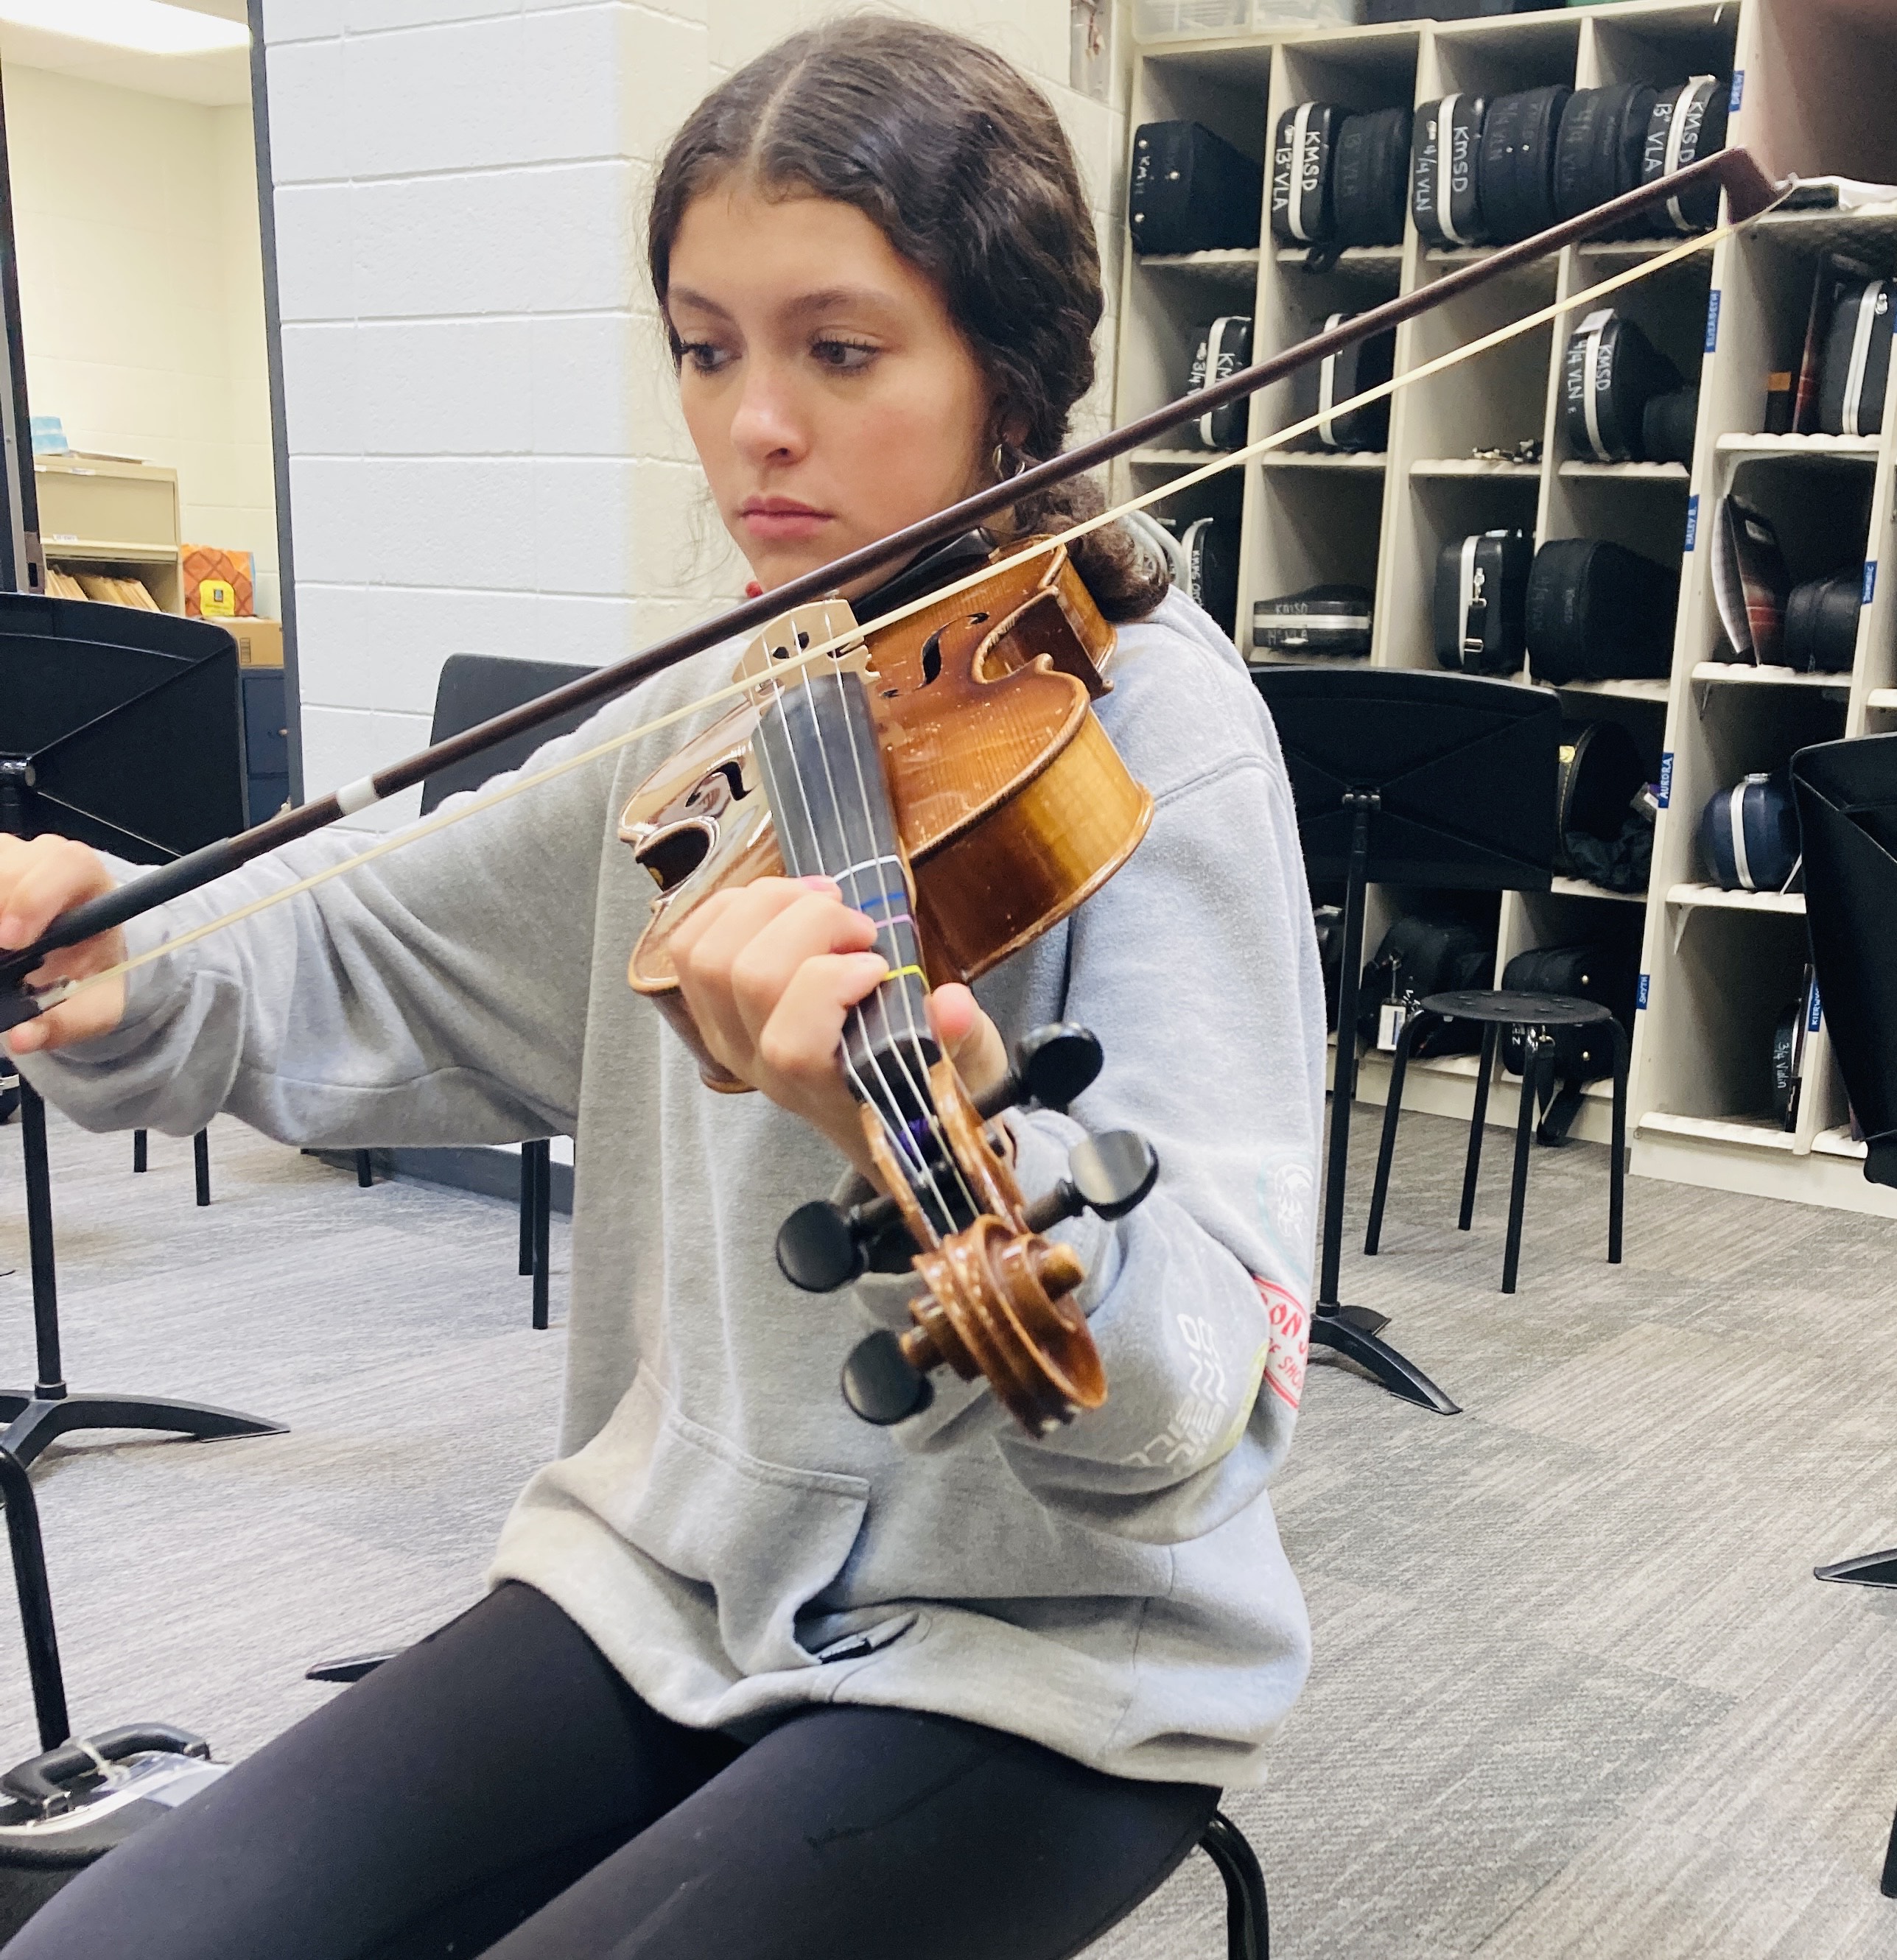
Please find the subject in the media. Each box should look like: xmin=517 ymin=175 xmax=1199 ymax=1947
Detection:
xmin=3 ymin=63 xmax=280 ymax=616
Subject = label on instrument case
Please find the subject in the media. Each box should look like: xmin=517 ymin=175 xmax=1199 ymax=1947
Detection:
xmin=1376 ymin=1002 xmax=1406 ymax=1052
xmin=1658 ymin=751 xmax=1673 ymax=809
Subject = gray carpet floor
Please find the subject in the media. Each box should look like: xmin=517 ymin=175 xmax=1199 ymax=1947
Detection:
xmin=2 ymin=1102 xmax=1895 ymax=1957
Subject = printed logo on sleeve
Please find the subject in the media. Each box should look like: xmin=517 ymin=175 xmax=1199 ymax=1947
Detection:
xmin=1255 ymin=1276 xmax=1309 ymax=1412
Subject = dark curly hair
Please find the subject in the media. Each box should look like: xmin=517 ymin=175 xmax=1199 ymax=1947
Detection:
xmin=646 ymin=17 xmax=1168 ymax=623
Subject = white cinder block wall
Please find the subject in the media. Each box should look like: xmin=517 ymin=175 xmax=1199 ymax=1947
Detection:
xmin=5 ymin=66 xmax=280 ymax=614
xmin=258 ymin=0 xmax=1129 ymax=830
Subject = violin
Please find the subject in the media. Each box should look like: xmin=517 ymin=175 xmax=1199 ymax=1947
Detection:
xmin=0 ymin=145 xmax=1782 ymax=1436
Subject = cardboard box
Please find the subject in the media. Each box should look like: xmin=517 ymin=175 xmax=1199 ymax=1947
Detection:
xmin=223 ymin=617 xmax=283 ymax=667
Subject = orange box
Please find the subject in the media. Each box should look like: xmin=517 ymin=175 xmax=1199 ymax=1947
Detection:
xmin=183 ymin=545 xmax=254 ymax=619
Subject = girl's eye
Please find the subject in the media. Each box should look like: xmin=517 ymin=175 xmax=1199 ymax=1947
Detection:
xmin=813 ymin=337 xmax=877 ymax=373
xmin=679 ymin=340 xmax=732 ymax=375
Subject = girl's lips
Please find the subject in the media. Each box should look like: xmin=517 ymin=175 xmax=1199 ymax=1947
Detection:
xmin=740 ymin=504 xmax=832 ymax=541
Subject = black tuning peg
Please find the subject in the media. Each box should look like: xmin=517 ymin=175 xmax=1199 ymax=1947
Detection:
xmin=975 ymin=1022 xmax=1103 ymax=1120
xmin=841 ymin=1329 xmax=934 ymax=1425
xmin=1023 ymin=1130 xmax=1160 ymax=1234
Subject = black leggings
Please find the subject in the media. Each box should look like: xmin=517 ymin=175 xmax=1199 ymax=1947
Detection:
xmin=4 ymin=1583 xmax=1219 ymax=1960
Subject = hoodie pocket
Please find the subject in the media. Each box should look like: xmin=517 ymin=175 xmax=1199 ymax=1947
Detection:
xmin=568 ymin=1364 xmax=871 ymax=1678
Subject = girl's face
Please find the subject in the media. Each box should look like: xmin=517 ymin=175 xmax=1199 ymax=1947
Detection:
xmin=665 ymin=184 xmax=996 ymax=595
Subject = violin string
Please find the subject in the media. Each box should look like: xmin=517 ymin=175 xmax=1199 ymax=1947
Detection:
xmin=746 ymin=628 xmax=968 ymax=1230
xmin=16 ymin=216 xmax=1744 ymax=1027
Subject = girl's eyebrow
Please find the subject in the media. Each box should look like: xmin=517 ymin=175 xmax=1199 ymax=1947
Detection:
xmin=667 ymin=284 xmax=902 ymax=326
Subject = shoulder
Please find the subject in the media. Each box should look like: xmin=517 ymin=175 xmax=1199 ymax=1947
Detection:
xmin=1092 ymin=589 xmax=1286 ymax=808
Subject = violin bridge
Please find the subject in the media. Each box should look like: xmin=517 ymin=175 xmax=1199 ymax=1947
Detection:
xmin=732 ymin=599 xmax=874 ymax=693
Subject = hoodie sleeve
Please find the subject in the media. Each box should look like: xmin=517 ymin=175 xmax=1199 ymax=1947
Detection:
xmin=16 ymin=705 xmax=632 ymax=1149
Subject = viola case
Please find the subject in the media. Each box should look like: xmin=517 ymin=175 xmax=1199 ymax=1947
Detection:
xmin=1412 ymin=94 xmax=1489 ymax=247
xmin=1641 ymin=77 xmax=1731 ymax=233
xmin=1356 ymin=911 xmax=1495 ymax=1058
xmin=1251 ymin=583 xmax=1374 ymax=659
xmin=1479 ymin=85 xmax=1572 ymax=245
xmin=1783 ymin=566 xmax=1865 ymax=675
xmin=1562 ymin=309 xmax=1686 ymax=463
xmin=1700 ymin=772 xmax=1801 ymax=892
xmin=1501 ymin=940 xmax=1637 ymax=1139
xmin=1553 ymin=82 xmax=1656 ymax=226
xmin=1186 ymin=315 xmax=1253 ymax=449
xmin=1556 ymin=717 xmax=1655 ymax=893
xmin=1333 ymin=107 xmax=1412 ymax=248
xmin=1434 ymin=527 xmax=1532 ymax=675
xmin=1525 ymin=537 xmax=1679 ymax=684
xmin=1272 ymin=102 xmax=1345 ymax=246
xmin=1818 ymin=278 xmax=1895 ymax=438
xmin=1129 ymin=121 xmax=1264 ymax=256
xmin=1291 ymin=312 xmax=1395 ymax=451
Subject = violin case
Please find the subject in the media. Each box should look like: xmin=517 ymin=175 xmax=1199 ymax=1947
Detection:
xmin=1187 ymin=315 xmax=1253 ymax=449
xmin=1641 ymin=77 xmax=1731 ymax=233
xmin=1818 ymin=278 xmax=1894 ymax=438
xmin=1272 ymin=102 xmax=1344 ymax=247
xmin=1556 ymin=718 xmax=1647 ymax=876
xmin=1129 ymin=121 xmax=1263 ymax=257
xmin=1561 ymin=309 xmax=1685 ymax=463
xmin=1500 ymin=941 xmax=1638 ymax=1141
xmin=1553 ymin=83 xmax=1656 ymax=226
xmin=1700 ymin=773 xmax=1802 ymax=893
xmin=1478 ymin=86 xmax=1572 ymax=245
xmin=1178 ymin=516 xmax=1239 ymax=639
xmin=1291 ymin=312 xmax=1395 ymax=452
xmin=1525 ymin=537 xmax=1679 ymax=684
xmin=1434 ymin=527 xmax=1532 ymax=675
xmin=1332 ymin=107 xmax=1412 ymax=249
xmin=1641 ymin=384 xmax=1700 ymax=466
xmin=1251 ymin=583 xmax=1374 ymax=659
xmin=0 ymin=1727 xmax=227 ymax=1941
xmin=1783 ymin=566 xmax=1865 ymax=675
xmin=1412 ymin=94 xmax=1488 ymax=247
xmin=1356 ymin=912 xmax=1495 ymax=1058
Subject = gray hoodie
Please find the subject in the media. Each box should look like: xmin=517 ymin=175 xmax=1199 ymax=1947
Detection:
xmin=23 ymin=587 xmax=1324 ymax=1788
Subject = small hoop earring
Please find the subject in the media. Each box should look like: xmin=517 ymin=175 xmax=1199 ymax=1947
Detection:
xmin=992 ymin=442 xmax=1028 ymax=482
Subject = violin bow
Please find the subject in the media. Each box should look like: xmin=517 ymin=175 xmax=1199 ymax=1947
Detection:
xmin=0 ymin=144 xmax=1786 ymax=1032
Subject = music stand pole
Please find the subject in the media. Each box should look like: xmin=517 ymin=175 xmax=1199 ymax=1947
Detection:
xmin=1311 ymin=793 xmax=1459 ymax=1416
xmin=1 ymin=1079 xmax=284 ymax=1469
xmin=0 ymin=1438 xmax=67 ymax=1750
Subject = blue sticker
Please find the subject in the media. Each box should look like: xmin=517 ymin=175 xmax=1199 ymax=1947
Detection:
xmin=1684 ymin=497 xmax=1699 ymax=554
xmin=1637 ymin=973 xmax=1651 ymax=1012
xmin=1808 ymin=981 xmax=1823 ymax=1034
xmin=1705 ymin=290 xmax=1722 ymax=354
xmin=1658 ymin=751 xmax=1674 ymax=809
xmin=1730 ymin=71 xmax=1745 ymax=113
xmin=1866 ymin=561 xmax=1879 ymax=607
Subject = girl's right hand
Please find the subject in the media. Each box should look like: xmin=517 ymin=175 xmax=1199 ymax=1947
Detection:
xmin=0 ymin=835 xmax=127 ymax=1055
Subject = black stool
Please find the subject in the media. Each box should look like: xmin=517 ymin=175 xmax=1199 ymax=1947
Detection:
xmin=1197 ymin=1810 xmax=1269 ymax=1958
xmin=1364 ymin=988 xmax=1627 ymax=1294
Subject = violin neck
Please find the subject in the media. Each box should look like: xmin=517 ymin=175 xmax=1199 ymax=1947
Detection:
xmin=754 ymin=670 xmax=963 ymax=1218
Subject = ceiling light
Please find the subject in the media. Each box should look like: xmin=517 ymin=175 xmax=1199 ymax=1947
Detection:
xmin=0 ymin=0 xmax=250 ymax=56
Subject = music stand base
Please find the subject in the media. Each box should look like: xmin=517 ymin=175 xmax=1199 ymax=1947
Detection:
xmin=1814 ymin=1548 xmax=1897 ymax=1589
xmin=0 ymin=1391 xmax=284 ymax=1472
xmin=1311 ymin=1306 xmax=1460 ymax=1416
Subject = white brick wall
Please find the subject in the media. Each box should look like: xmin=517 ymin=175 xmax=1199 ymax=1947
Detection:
xmin=259 ymin=0 xmax=1130 ymax=830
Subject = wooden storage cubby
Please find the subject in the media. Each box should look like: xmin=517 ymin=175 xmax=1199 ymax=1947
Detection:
xmin=1121 ymin=0 xmax=1897 ymax=1212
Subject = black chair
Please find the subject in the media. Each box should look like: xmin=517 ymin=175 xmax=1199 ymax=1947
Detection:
xmin=1364 ymin=988 xmax=1627 ymax=1294
xmin=1792 ymin=734 xmax=1897 ymax=1897
xmin=348 ymin=654 xmax=596 ymax=1328
xmin=130 ymin=1127 xmax=214 ymax=1205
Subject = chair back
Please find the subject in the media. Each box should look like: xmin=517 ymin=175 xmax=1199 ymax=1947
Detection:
xmin=1792 ymin=734 xmax=1897 ymax=1188
xmin=418 ymin=653 xmax=597 ymax=816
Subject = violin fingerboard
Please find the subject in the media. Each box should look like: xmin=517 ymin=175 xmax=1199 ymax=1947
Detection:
xmin=753 ymin=670 xmax=958 ymax=1225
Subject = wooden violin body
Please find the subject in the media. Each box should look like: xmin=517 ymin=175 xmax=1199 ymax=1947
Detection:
xmin=617 ymin=539 xmax=1153 ymax=1076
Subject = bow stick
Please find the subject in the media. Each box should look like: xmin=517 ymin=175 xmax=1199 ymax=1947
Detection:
xmin=0 ymin=144 xmax=1784 ymax=1032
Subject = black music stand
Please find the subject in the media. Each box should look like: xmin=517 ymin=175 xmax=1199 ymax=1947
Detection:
xmin=1252 ymin=667 xmax=1561 ymax=1415
xmin=0 ymin=593 xmax=281 ymax=1467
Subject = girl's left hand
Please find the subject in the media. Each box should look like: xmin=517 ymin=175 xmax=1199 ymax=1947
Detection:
xmin=668 ymin=875 xmax=1007 ymax=1180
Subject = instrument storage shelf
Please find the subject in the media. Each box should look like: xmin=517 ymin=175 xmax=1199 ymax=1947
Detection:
xmin=1119 ymin=0 xmax=1897 ymax=1213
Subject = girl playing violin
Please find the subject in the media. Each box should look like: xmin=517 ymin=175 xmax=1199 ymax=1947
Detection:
xmin=0 ymin=21 xmax=1323 ymax=1959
